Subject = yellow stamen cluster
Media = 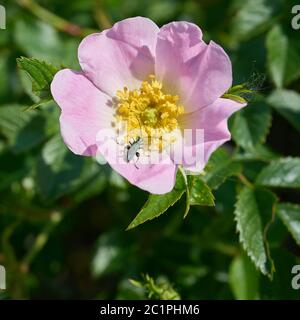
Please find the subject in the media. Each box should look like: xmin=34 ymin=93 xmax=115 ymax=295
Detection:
xmin=115 ymin=75 xmax=184 ymax=151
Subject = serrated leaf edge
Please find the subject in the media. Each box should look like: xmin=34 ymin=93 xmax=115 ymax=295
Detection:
xmin=234 ymin=186 xmax=276 ymax=278
xmin=276 ymin=202 xmax=300 ymax=246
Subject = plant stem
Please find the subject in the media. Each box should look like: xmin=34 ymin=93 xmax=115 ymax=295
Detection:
xmin=237 ymin=173 xmax=253 ymax=188
xmin=178 ymin=166 xmax=190 ymax=218
xmin=20 ymin=211 xmax=62 ymax=273
xmin=17 ymin=0 xmax=97 ymax=37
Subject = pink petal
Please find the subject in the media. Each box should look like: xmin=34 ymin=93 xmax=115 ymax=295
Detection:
xmin=155 ymin=21 xmax=232 ymax=113
xmin=96 ymin=132 xmax=177 ymax=194
xmin=112 ymin=162 xmax=177 ymax=194
xmin=155 ymin=22 xmax=203 ymax=94
xmin=51 ymin=69 xmax=113 ymax=156
xmin=172 ymin=98 xmax=246 ymax=172
xmin=180 ymin=97 xmax=246 ymax=134
xmin=78 ymin=17 xmax=159 ymax=97
xmin=106 ymin=17 xmax=159 ymax=56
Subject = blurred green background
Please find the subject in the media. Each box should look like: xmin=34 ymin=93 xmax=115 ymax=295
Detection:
xmin=1 ymin=0 xmax=300 ymax=299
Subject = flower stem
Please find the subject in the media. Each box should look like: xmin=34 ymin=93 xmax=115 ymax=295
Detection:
xmin=178 ymin=166 xmax=190 ymax=218
xmin=20 ymin=211 xmax=62 ymax=273
xmin=237 ymin=173 xmax=253 ymax=188
xmin=17 ymin=0 xmax=97 ymax=37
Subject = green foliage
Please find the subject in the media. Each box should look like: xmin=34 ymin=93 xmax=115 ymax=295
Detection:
xmin=187 ymin=175 xmax=215 ymax=207
xmin=127 ymin=171 xmax=186 ymax=230
xmin=17 ymin=57 xmax=59 ymax=100
xmin=234 ymin=187 xmax=276 ymax=277
xmin=229 ymin=252 xmax=259 ymax=300
xmin=1 ymin=0 xmax=300 ymax=300
xmin=127 ymin=171 xmax=215 ymax=229
xmin=129 ymin=274 xmax=181 ymax=300
xmin=92 ymin=231 xmax=134 ymax=277
xmin=266 ymin=24 xmax=300 ymax=88
xmin=0 ymin=104 xmax=51 ymax=152
xmin=229 ymin=0 xmax=283 ymax=42
xmin=36 ymin=134 xmax=85 ymax=201
xmin=14 ymin=19 xmax=79 ymax=67
xmin=231 ymin=99 xmax=272 ymax=150
xmin=223 ymin=84 xmax=254 ymax=104
xmin=36 ymin=134 xmax=107 ymax=202
xmin=256 ymin=158 xmax=300 ymax=188
xmin=203 ymin=148 xmax=242 ymax=189
xmin=276 ymin=203 xmax=300 ymax=246
xmin=267 ymin=89 xmax=300 ymax=132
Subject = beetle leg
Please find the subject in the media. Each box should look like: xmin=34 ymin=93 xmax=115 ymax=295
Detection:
xmin=134 ymin=152 xmax=140 ymax=169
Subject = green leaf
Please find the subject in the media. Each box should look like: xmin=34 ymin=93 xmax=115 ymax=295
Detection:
xmin=92 ymin=231 xmax=133 ymax=277
xmin=266 ymin=24 xmax=300 ymax=87
xmin=72 ymin=161 xmax=107 ymax=204
xmin=187 ymin=175 xmax=215 ymax=207
xmin=267 ymin=89 xmax=300 ymax=132
xmin=234 ymin=144 xmax=279 ymax=162
xmin=234 ymin=186 xmax=276 ymax=277
xmin=15 ymin=19 xmax=79 ymax=67
xmin=36 ymin=135 xmax=85 ymax=201
xmin=256 ymin=158 xmax=300 ymax=188
xmin=229 ymin=252 xmax=259 ymax=300
xmin=276 ymin=203 xmax=300 ymax=246
xmin=23 ymin=99 xmax=53 ymax=112
xmin=229 ymin=0 xmax=282 ymax=42
xmin=126 ymin=171 xmax=186 ymax=230
xmin=0 ymin=104 xmax=50 ymax=153
xmin=17 ymin=57 xmax=59 ymax=99
xmin=203 ymin=148 xmax=242 ymax=189
xmin=231 ymin=99 xmax=272 ymax=150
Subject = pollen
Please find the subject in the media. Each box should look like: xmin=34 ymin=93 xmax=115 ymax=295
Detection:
xmin=115 ymin=75 xmax=184 ymax=151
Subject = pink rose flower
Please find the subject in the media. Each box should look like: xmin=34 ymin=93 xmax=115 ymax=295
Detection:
xmin=51 ymin=17 xmax=246 ymax=194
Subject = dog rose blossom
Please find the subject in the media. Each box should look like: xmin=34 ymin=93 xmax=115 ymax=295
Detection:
xmin=51 ymin=17 xmax=246 ymax=194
